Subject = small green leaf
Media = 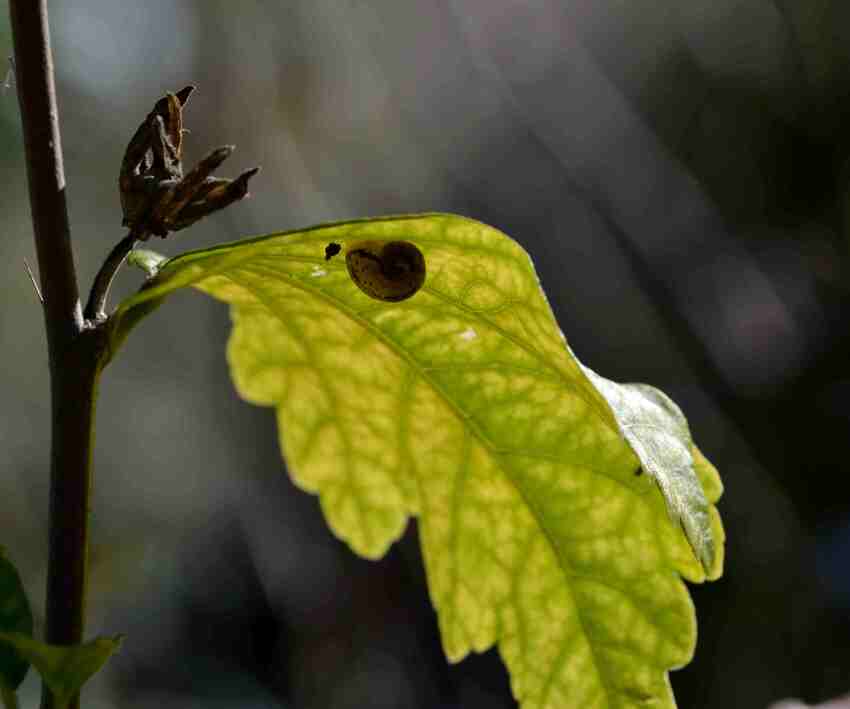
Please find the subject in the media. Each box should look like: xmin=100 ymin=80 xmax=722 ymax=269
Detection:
xmin=127 ymin=248 xmax=169 ymax=279
xmin=0 ymin=633 xmax=123 ymax=709
xmin=111 ymin=213 xmax=724 ymax=708
xmin=0 ymin=551 xmax=33 ymax=697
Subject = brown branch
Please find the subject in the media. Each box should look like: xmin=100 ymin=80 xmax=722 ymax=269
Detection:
xmin=9 ymin=3 xmax=100 ymax=709
xmin=10 ymin=0 xmax=81 ymax=335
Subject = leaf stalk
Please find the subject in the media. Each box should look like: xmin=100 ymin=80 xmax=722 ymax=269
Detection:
xmin=84 ymin=233 xmax=139 ymax=322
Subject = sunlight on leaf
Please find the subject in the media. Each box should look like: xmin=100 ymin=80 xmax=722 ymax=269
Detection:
xmin=582 ymin=370 xmax=721 ymax=575
xmin=111 ymin=213 xmax=724 ymax=708
xmin=0 ymin=633 xmax=122 ymax=709
xmin=0 ymin=550 xmax=32 ymax=705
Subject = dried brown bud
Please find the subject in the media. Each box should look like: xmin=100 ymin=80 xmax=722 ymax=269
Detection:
xmin=118 ymin=85 xmax=259 ymax=239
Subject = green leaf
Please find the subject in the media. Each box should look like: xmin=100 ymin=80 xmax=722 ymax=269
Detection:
xmin=110 ymin=213 xmax=724 ymax=708
xmin=127 ymin=248 xmax=169 ymax=278
xmin=0 ymin=550 xmax=33 ymax=699
xmin=0 ymin=633 xmax=123 ymax=709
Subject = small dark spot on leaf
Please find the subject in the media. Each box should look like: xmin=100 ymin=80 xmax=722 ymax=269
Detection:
xmin=635 ymin=466 xmax=643 ymax=476
xmin=325 ymin=242 xmax=342 ymax=260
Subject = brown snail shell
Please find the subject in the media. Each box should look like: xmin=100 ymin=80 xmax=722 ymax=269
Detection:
xmin=344 ymin=240 xmax=425 ymax=302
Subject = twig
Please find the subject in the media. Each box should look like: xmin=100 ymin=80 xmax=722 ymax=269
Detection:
xmin=84 ymin=232 xmax=139 ymax=322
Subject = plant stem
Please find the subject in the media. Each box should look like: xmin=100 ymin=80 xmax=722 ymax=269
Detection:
xmin=84 ymin=233 xmax=138 ymax=322
xmin=43 ymin=331 xmax=102 ymax=666
xmin=9 ymin=2 xmax=104 ymax=708
xmin=9 ymin=0 xmax=81 ymax=335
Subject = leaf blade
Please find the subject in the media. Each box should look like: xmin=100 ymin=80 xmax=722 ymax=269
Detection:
xmin=112 ymin=213 xmax=724 ymax=708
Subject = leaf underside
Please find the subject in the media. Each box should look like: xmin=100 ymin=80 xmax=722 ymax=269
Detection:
xmin=112 ymin=213 xmax=724 ymax=708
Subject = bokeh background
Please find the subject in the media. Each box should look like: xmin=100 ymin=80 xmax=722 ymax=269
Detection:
xmin=2 ymin=1 xmax=850 ymax=707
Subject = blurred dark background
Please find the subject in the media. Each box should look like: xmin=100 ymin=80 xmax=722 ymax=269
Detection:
xmin=2 ymin=1 xmax=850 ymax=707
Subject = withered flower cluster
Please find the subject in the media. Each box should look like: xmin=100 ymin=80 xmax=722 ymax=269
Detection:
xmin=118 ymin=85 xmax=259 ymax=239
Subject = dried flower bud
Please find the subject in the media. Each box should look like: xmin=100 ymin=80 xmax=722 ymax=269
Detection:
xmin=118 ymin=85 xmax=259 ymax=239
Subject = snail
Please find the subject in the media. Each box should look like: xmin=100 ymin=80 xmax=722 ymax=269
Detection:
xmin=325 ymin=240 xmax=426 ymax=302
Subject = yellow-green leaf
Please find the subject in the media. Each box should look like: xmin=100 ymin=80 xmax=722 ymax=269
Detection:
xmin=110 ymin=213 xmax=724 ymax=708
xmin=0 ymin=633 xmax=123 ymax=709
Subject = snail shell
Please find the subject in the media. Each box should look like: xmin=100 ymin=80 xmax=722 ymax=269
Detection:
xmin=344 ymin=240 xmax=425 ymax=302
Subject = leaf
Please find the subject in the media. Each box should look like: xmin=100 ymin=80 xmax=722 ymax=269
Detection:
xmin=0 ymin=633 xmax=123 ymax=709
xmin=110 ymin=213 xmax=724 ymax=708
xmin=0 ymin=550 xmax=32 ymax=700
